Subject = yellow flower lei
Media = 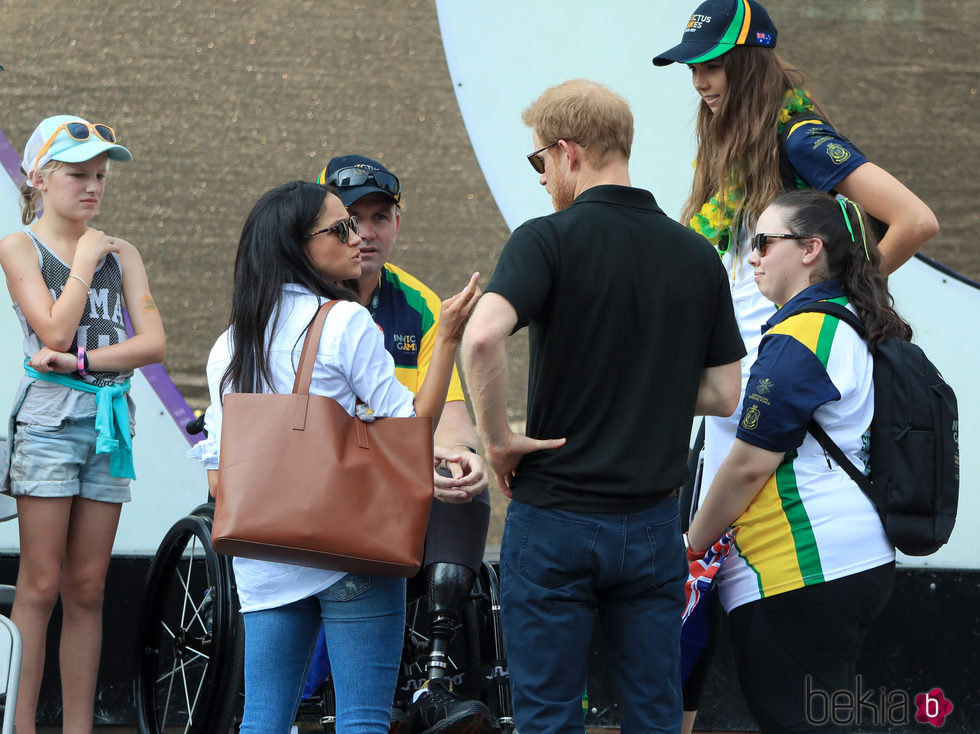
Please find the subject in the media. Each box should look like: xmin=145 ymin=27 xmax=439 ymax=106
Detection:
xmin=689 ymin=88 xmax=815 ymax=253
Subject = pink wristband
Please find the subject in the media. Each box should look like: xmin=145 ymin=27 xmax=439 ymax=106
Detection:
xmin=77 ymin=346 xmax=87 ymax=376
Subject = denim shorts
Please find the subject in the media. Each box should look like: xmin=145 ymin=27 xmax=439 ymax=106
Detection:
xmin=9 ymin=417 xmax=131 ymax=503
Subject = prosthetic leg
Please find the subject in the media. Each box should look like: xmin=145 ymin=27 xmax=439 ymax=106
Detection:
xmin=425 ymin=562 xmax=476 ymax=679
xmin=407 ymin=562 xmax=493 ymax=733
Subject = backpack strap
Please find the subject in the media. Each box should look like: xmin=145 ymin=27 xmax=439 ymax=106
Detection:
xmin=807 ymin=416 xmax=873 ymax=494
xmin=795 ymin=301 xmax=865 ymax=337
xmin=795 ymin=303 xmax=875 ymax=495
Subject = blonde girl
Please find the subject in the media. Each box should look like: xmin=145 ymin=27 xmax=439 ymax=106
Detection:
xmin=0 ymin=115 xmax=166 ymax=734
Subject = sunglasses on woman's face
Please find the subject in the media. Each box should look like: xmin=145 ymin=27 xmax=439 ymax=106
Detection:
xmin=33 ymin=122 xmax=117 ymax=172
xmin=751 ymin=232 xmax=810 ymax=257
xmin=309 ymin=216 xmax=359 ymax=244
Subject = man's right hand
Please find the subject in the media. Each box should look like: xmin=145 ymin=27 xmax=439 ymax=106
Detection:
xmin=486 ymin=431 xmax=566 ymax=498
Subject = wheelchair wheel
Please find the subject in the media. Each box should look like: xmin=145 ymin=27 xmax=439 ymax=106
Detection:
xmin=471 ymin=562 xmax=513 ymax=731
xmin=135 ymin=505 xmax=243 ymax=734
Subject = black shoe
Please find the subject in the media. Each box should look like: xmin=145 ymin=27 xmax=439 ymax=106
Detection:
xmin=390 ymin=705 xmax=411 ymax=734
xmin=407 ymin=678 xmax=494 ymax=734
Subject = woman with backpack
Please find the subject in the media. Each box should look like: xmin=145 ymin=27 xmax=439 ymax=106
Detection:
xmin=686 ymin=188 xmax=905 ymax=733
xmin=651 ymin=2 xmax=938 ymax=729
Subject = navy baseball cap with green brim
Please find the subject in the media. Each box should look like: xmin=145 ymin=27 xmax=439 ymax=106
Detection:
xmin=653 ymin=0 xmax=777 ymax=66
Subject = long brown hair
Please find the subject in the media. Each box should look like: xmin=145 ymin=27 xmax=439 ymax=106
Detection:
xmin=682 ymin=47 xmax=826 ymax=233
xmin=774 ymin=189 xmax=912 ymax=349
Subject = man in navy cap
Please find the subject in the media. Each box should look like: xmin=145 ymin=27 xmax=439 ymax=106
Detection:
xmin=317 ymin=155 xmax=494 ymax=734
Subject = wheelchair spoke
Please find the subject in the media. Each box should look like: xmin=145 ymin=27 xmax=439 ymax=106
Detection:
xmin=179 ymin=654 xmax=195 ymax=730
xmin=175 ymin=557 xmax=216 ymax=638
xmin=160 ymin=619 xmax=177 ymax=641
xmin=155 ymin=645 xmax=209 ymax=685
xmin=160 ymin=655 xmax=177 ymax=727
xmin=176 ymin=538 xmax=201 ymax=630
xmin=186 ymin=587 xmax=214 ymax=637
xmin=177 ymin=651 xmax=210 ymax=732
xmin=178 ymin=537 xmax=196 ymax=630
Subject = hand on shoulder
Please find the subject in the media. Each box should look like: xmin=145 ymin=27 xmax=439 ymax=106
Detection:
xmin=76 ymin=228 xmax=121 ymax=265
xmin=102 ymin=234 xmax=140 ymax=260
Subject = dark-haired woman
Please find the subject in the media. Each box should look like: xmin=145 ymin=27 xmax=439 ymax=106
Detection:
xmin=191 ymin=180 xmax=480 ymax=733
xmin=687 ymin=189 xmax=904 ymax=733
xmin=652 ymin=4 xmax=937 ymax=729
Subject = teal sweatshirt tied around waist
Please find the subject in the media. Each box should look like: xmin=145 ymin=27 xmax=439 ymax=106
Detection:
xmin=24 ymin=361 xmax=135 ymax=480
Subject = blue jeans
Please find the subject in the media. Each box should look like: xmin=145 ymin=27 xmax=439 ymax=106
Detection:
xmin=10 ymin=418 xmax=131 ymax=501
xmin=240 ymin=574 xmax=406 ymax=734
xmin=500 ymin=497 xmax=686 ymax=734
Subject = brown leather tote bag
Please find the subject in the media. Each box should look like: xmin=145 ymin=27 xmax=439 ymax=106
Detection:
xmin=211 ymin=300 xmax=434 ymax=577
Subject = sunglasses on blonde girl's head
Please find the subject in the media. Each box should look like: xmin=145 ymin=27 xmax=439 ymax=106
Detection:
xmin=750 ymin=232 xmax=811 ymax=257
xmin=308 ymin=216 xmax=359 ymax=244
xmin=32 ymin=122 xmax=117 ymax=172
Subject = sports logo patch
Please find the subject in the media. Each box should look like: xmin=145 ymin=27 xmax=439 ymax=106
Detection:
xmin=826 ymin=143 xmax=851 ymax=165
xmin=393 ymin=333 xmax=417 ymax=352
xmin=741 ymin=405 xmax=761 ymax=431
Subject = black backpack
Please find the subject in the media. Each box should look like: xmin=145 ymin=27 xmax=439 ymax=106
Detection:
xmin=798 ymin=301 xmax=959 ymax=555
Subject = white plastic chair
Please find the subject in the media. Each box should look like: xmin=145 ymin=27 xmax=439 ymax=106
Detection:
xmin=0 ymin=582 xmax=20 ymax=734
xmin=0 ymin=474 xmax=14 ymax=524
xmin=0 ymin=436 xmax=15 ymax=522
xmin=0 ymin=436 xmax=20 ymax=733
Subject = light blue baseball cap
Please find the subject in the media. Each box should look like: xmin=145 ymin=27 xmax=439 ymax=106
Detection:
xmin=22 ymin=114 xmax=132 ymax=184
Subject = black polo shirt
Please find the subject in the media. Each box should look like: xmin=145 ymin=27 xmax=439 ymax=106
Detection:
xmin=486 ymin=185 xmax=745 ymax=513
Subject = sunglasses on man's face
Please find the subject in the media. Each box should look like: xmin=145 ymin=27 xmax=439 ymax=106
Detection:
xmin=750 ymin=232 xmax=810 ymax=257
xmin=325 ymin=167 xmax=401 ymax=201
xmin=527 ymin=141 xmax=560 ymax=174
xmin=33 ymin=122 xmax=117 ymax=172
xmin=309 ymin=216 xmax=359 ymax=244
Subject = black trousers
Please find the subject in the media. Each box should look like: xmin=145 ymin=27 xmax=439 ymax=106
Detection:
xmin=728 ymin=562 xmax=895 ymax=734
